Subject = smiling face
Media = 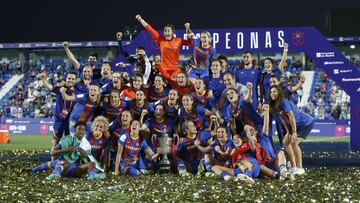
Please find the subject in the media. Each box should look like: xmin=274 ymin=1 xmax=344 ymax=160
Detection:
xmin=270 ymin=86 xmax=279 ymax=101
xmin=210 ymin=60 xmax=221 ymax=75
xmin=75 ymin=124 xmax=86 ymax=140
xmin=130 ymin=120 xmax=141 ymax=134
xmin=89 ymin=85 xmax=100 ymax=101
xmin=216 ymin=127 xmax=228 ymax=143
xmin=101 ymin=63 xmax=111 ymax=78
xmin=233 ymin=134 xmax=242 ymax=147
xmin=194 ymin=79 xmax=205 ymax=93
xmin=270 ymin=77 xmax=279 ymax=87
xmin=135 ymin=90 xmax=145 ymax=102
xmin=133 ymin=76 xmax=143 ymax=90
xmin=154 ymin=76 xmax=164 ymax=89
xmin=110 ymin=91 xmax=120 ymax=106
xmin=66 ymin=73 xmax=76 ymax=88
xmin=223 ymin=74 xmax=234 ymax=87
xmin=176 ymin=73 xmax=187 ymax=87
xmin=264 ymin=59 xmax=274 ymax=71
xmin=182 ymin=95 xmax=193 ymax=110
xmin=83 ymin=66 xmax=93 ymax=80
xmin=163 ymin=26 xmax=174 ymax=40
xmin=121 ymin=111 xmax=132 ymax=126
xmin=226 ymin=89 xmax=238 ymax=103
xmin=92 ymin=121 xmax=105 ymax=137
xmin=112 ymin=72 xmax=122 ymax=88
xmin=200 ymin=32 xmax=211 ymax=46
xmin=186 ymin=121 xmax=197 ymax=135
xmin=154 ymin=105 xmax=165 ymax=119
xmin=168 ymin=89 xmax=179 ymax=102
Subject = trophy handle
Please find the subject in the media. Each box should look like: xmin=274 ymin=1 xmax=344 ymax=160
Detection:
xmin=173 ymin=134 xmax=179 ymax=148
xmin=151 ymin=134 xmax=157 ymax=146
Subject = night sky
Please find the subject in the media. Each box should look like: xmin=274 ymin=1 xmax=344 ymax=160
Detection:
xmin=1 ymin=0 xmax=360 ymax=42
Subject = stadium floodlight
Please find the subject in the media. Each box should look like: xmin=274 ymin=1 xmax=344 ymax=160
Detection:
xmin=350 ymin=44 xmax=356 ymax=49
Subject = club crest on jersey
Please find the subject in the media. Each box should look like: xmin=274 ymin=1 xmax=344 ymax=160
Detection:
xmin=292 ymin=31 xmax=304 ymax=46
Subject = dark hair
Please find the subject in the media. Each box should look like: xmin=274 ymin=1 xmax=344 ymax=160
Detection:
xmin=133 ymin=73 xmax=144 ymax=81
xmin=164 ymin=24 xmax=175 ymax=32
xmin=136 ymin=46 xmax=145 ymax=51
xmin=67 ymin=71 xmax=77 ymax=77
xmin=269 ymin=85 xmax=285 ymax=113
xmin=89 ymin=52 xmax=98 ymax=59
xmin=226 ymin=87 xmax=238 ymax=95
xmin=270 ymin=74 xmax=280 ymax=81
xmin=244 ymin=51 xmax=254 ymax=56
xmin=75 ymin=121 xmax=86 ymax=129
xmin=102 ymin=61 xmax=112 ymax=66
xmin=90 ymin=83 xmax=101 ymax=89
xmin=111 ymin=89 xmax=121 ymax=95
xmin=223 ymin=72 xmax=234 ymax=79
xmin=154 ymin=74 xmax=165 ymax=82
xmin=217 ymin=55 xmax=228 ymax=61
xmin=136 ymin=88 xmax=146 ymax=95
xmin=210 ymin=59 xmax=222 ymax=66
xmin=264 ymin=57 xmax=275 ymax=66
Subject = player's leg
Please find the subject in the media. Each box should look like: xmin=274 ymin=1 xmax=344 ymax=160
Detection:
xmin=211 ymin=165 xmax=235 ymax=181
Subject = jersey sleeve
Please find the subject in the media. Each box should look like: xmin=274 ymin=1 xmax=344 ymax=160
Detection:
xmin=199 ymin=131 xmax=212 ymax=146
xmin=281 ymin=99 xmax=292 ymax=113
xmin=145 ymin=24 xmax=161 ymax=42
xmin=118 ymin=134 xmax=128 ymax=146
xmin=74 ymin=93 xmax=87 ymax=104
xmin=140 ymin=139 xmax=150 ymax=151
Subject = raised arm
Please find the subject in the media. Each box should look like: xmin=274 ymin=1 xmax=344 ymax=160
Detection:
xmin=60 ymin=87 xmax=75 ymax=101
xmin=143 ymin=55 xmax=151 ymax=85
xmin=63 ymin=42 xmax=81 ymax=69
xmin=244 ymin=82 xmax=253 ymax=103
xmin=262 ymin=104 xmax=270 ymax=135
xmin=290 ymin=75 xmax=305 ymax=92
xmin=39 ymin=72 xmax=53 ymax=91
xmin=136 ymin=15 xmax=161 ymax=41
xmin=278 ymin=43 xmax=288 ymax=72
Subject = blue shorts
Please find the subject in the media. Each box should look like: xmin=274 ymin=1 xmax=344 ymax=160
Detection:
xmin=64 ymin=162 xmax=79 ymax=177
xmin=247 ymin=157 xmax=260 ymax=178
xmin=120 ymin=162 xmax=138 ymax=174
xmin=188 ymin=68 xmax=210 ymax=79
xmin=297 ymin=120 xmax=314 ymax=139
xmin=53 ymin=120 xmax=70 ymax=140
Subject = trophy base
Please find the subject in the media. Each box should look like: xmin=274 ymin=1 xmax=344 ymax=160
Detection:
xmin=158 ymin=160 xmax=171 ymax=174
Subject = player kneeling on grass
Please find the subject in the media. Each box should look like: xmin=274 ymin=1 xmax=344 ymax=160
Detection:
xmin=176 ymin=120 xmax=214 ymax=177
xmin=210 ymin=134 xmax=259 ymax=183
xmin=114 ymin=120 xmax=160 ymax=176
xmin=203 ymin=126 xmax=235 ymax=177
xmin=45 ymin=121 xmax=106 ymax=180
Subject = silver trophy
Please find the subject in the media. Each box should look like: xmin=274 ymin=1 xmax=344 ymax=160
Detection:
xmin=152 ymin=130 xmax=178 ymax=173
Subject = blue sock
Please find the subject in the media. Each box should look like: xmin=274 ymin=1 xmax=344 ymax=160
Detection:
xmin=234 ymin=168 xmax=242 ymax=176
xmin=88 ymin=168 xmax=97 ymax=176
xmin=204 ymin=161 xmax=212 ymax=172
xmin=52 ymin=163 xmax=63 ymax=175
xmin=220 ymin=171 xmax=229 ymax=179
xmin=127 ymin=167 xmax=140 ymax=176
xmin=176 ymin=159 xmax=187 ymax=171
xmin=32 ymin=161 xmax=52 ymax=172
xmin=274 ymin=172 xmax=280 ymax=179
xmin=244 ymin=169 xmax=252 ymax=177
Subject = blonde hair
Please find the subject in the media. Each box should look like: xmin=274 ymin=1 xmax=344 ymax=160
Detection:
xmin=92 ymin=116 xmax=109 ymax=132
xmin=201 ymin=31 xmax=212 ymax=43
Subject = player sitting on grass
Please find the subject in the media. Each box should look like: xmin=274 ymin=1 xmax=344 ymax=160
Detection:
xmin=176 ymin=120 xmax=215 ymax=177
xmin=203 ymin=126 xmax=235 ymax=177
xmin=114 ymin=120 xmax=160 ymax=176
xmin=45 ymin=121 xmax=106 ymax=180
